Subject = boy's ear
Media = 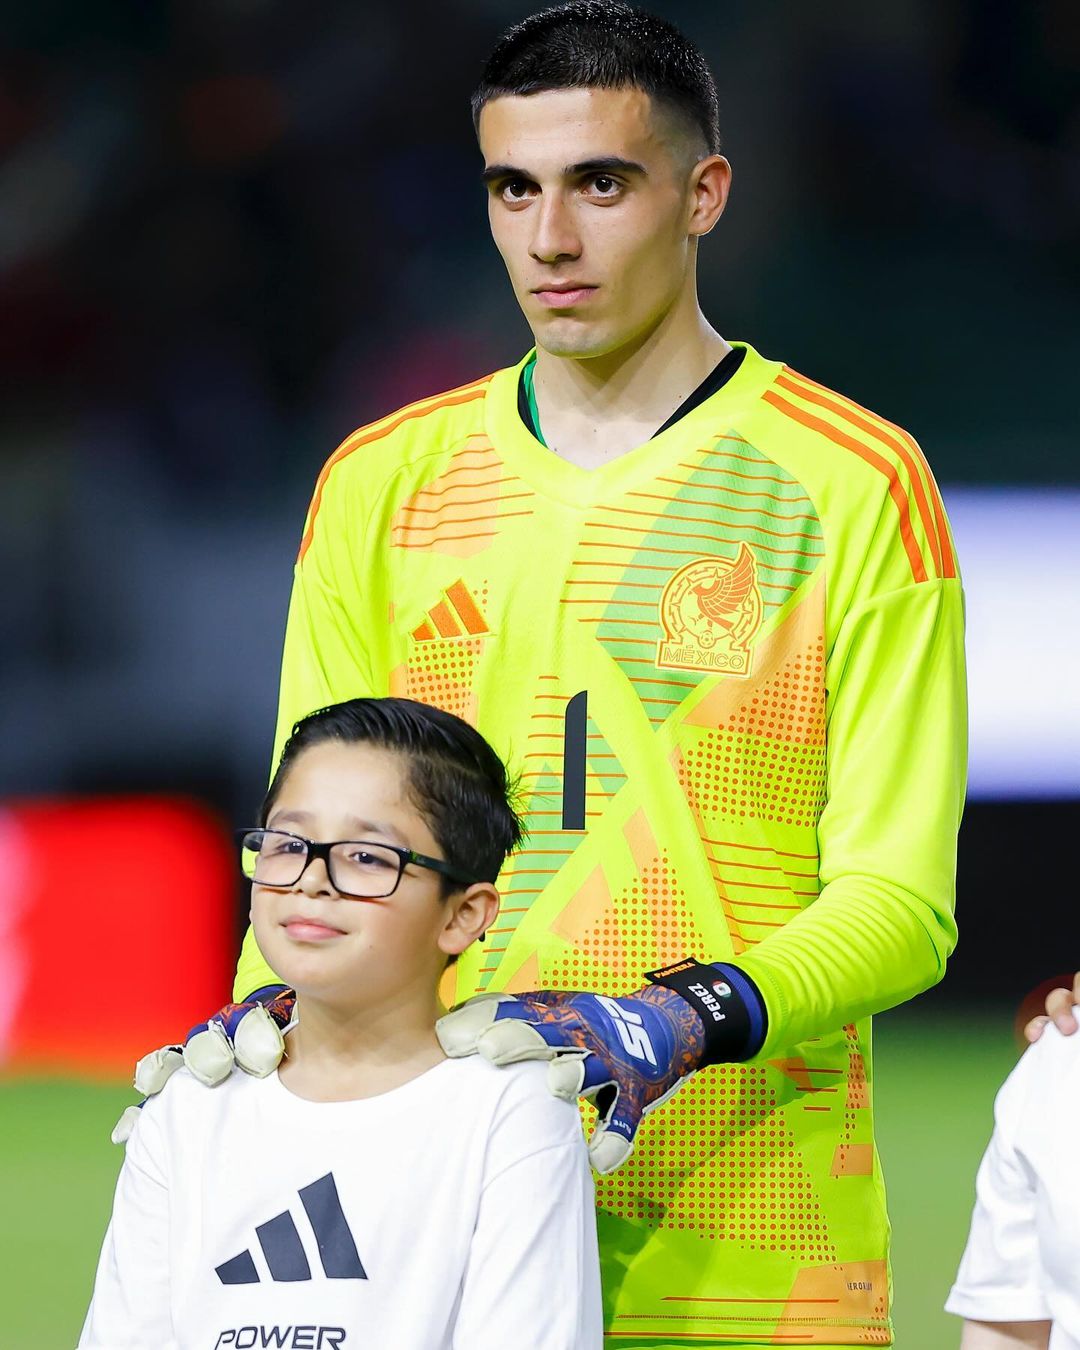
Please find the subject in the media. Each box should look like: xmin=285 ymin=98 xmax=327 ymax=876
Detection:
xmin=439 ymin=882 xmax=500 ymax=958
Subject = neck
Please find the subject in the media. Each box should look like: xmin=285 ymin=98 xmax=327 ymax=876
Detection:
xmin=279 ymin=978 xmax=445 ymax=1103
xmin=532 ymin=284 xmax=730 ymax=468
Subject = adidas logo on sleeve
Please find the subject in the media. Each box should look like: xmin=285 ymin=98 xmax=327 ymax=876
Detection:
xmin=216 ymin=1173 xmax=366 ymax=1286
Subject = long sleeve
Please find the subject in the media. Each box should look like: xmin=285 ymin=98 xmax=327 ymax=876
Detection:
xmin=234 ymin=475 xmax=378 ymax=1001
xmin=737 ymin=576 xmax=966 ymax=1056
xmin=271 ymin=546 xmax=377 ymax=772
xmin=78 ymin=1107 xmax=176 ymax=1348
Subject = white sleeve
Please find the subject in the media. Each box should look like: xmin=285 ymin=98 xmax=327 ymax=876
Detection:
xmin=946 ymin=1049 xmax=1050 ymax=1324
xmin=453 ymin=1069 xmax=603 ymax=1350
xmin=78 ymin=1102 xmax=177 ymax=1349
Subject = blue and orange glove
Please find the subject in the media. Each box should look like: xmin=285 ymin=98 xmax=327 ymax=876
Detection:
xmin=436 ymin=958 xmax=766 ymax=1173
xmin=112 ymin=984 xmax=295 ymax=1143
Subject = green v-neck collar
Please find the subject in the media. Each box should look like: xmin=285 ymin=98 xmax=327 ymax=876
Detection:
xmin=521 ymin=356 xmax=547 ymax=447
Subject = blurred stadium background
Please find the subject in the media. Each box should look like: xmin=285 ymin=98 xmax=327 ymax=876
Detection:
xmin=0 ymin=1 xmax=1076 ymax=1344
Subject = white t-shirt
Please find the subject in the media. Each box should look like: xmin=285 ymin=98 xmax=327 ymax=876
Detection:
xmin=80 ymin=1055 xmax=602 ymax=1350
xmin=946 ymin=1012 xmax=1080 ymax=1349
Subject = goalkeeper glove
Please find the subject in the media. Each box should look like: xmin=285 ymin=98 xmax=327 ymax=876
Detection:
xmin=112 ymin=984 xmax=294 ymax=1143
xmin=436 ymin=959 xmax=765 ymax=1173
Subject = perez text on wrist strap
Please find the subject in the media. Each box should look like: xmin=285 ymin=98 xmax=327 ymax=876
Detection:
xmin=645 ymin=957 xmax=764 ymax=1064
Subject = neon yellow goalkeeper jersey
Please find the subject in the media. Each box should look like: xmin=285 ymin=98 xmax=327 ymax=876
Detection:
xmin=237 ymin=343 xmax=966 ymax=1347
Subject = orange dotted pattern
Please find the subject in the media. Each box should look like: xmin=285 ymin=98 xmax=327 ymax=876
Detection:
xmin=836 ymin=1023 xmax=868 ymax=1168
xmin=722 ymin=642 xmax=826 ymax=746
xmin=592 ymin=1068 xmax=837 ymax=1259
xmin=626 ymin=852 xmax=690 ymax=970
xmin=669 ymin=641 xmax=827 ymax=831
xmin=680 ymin=729 xmax=826 ymax=825
xmin=670 ymin=749 xmax=750 ymax=955
xmin=547 ymin=847 xmax=698 ymax=986
xmin=542 ymin=840 xmax=835 ymax=1258
xmin=393 ymin=636 xmax=482 ymax=722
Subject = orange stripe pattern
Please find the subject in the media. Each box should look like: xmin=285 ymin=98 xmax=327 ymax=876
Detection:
xmin=783 ymin=368 xmax=955 ymax=579
xmin=762 ymin=389 xmax=927 ymax=583
xmin=297 ymin=376 xmax=492 ymax=563
xmin=763 ymin=368 xmax=956 ymax=583
xmin=390 ymin=438 xmax=535 ymax=556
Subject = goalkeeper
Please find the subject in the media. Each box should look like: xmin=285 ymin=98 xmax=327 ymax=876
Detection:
xmin=131 ymin=3 xmax=967 ymax=1347
xmin=85 ymin=698 xmax=601 ymax=1348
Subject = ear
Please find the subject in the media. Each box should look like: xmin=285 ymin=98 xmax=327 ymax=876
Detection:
xmin=687 ymin=154 xmax=731 ymax=239
xmin=438 ymin=882 xmax=501 ymax=958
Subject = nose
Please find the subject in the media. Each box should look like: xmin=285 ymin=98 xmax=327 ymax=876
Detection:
xmin=529 ymin=192 xmax=581 ymax=265
xmin=296 ymin=855 xmax=335 ymax=898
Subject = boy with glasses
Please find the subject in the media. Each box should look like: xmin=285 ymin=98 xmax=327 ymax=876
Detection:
xmin=81 ymin=698 xmax=602 ymax=1349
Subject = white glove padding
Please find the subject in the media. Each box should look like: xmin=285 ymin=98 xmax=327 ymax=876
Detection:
xmin=183 ymin=1006 xmax=284 ymax=1086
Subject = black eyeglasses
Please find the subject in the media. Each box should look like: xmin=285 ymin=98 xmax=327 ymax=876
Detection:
xmin=237 ymin=828 xmax=474 ymax=899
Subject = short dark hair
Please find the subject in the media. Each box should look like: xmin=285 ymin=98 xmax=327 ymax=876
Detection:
xmin=262 ymin=698 xmax=524 ymax=891
xmin=472 ymin=0 xmax=720 ymax=157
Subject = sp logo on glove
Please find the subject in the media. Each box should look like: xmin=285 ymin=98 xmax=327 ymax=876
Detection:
xmin=592 ymin=995 xmax=659 ymax=1066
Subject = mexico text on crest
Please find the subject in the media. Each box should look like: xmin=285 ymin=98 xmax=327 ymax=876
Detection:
xmin=655 ymin=544 xmax=764 ymax=677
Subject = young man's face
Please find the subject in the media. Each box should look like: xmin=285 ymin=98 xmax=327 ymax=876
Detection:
xmin=479 ymin=86 xmax=726 ymax=361
xmin=250 ymin=742 xmax=489 ymax=1008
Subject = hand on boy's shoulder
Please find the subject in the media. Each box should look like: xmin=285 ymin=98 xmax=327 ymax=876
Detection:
xmin=112 ymin=1052 xmax=257 ymax=1145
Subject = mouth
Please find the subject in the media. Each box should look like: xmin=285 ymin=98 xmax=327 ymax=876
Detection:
xmin=281 ymin=915 xmax=348 ymax=942
xmin=530 ymin=284 xmax=598 ymax=308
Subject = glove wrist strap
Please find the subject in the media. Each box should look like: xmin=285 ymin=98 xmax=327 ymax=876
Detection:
xmin=645 ymin=957 xmax=758 ymax=1066
xmin=245 ymin=983 xmax=290 ymax=1006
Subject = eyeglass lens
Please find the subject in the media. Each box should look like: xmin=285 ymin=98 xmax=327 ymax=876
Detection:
xmin=240 ymin=830 xmax=403 ymax=897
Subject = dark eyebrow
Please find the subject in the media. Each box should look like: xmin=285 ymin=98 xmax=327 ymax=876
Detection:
xmin=481 ymin=155 xmax=646 ymax=185
xmin=266 ymin=810 xmax=409 ymax=847
xmin=567 ymin=156 xmax=647 ymax=178
xmin=482 ymin=163 xmax=529 ymax=186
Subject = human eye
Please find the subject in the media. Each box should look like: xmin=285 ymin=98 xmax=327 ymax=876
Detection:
xmin=345 ymin=845 xmax=397 ymax=871
xmin=585 ymin=173 xmax=622 ymax=200
xmin=266 ymin=832 xmax=306 ymax=856
xmin=497 ymin=177 xmax=536 ymax=206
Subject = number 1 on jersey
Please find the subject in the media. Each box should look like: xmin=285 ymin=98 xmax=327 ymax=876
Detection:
xmin=562 ymin=690 xmax=587 ymax=831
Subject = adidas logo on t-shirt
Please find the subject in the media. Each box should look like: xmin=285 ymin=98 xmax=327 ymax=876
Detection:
xmin=215 ymin=1173 xmax=366 ymax=1285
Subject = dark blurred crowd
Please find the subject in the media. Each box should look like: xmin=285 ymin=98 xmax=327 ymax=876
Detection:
xmin=3 ymin=1 xmax=1077 ymax=494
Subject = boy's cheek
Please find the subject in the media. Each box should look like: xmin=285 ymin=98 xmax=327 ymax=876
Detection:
xmin=250 ymin=894 xmax=279 ymax=959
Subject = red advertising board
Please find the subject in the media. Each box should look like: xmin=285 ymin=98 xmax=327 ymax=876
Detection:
xmin=0 ymin=797 xmax=235 ymax=1076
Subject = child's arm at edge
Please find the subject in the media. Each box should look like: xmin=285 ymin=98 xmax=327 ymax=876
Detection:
xmin=78 ymin=1103 xmax=175 ymax=1348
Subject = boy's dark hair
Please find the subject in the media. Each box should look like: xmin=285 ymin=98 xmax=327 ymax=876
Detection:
xmin=472 ymin=0 xmax=720 ymax=157
xmin=262 ymin=698 xmax=524 ymax=891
